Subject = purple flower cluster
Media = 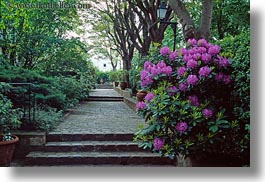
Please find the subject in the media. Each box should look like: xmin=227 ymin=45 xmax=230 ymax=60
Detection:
xmin=180 ymin=38 xmax=229 ymax=69
xmin=199 ymin=66 xmax=211 ymax=78
xmin=160 ymin=46 xmax=171 ymax=56
xmin=201 ymin=53 xmax=211 ymax=64
xmin=215 ymin=73 xmax=231 ymax=84
xmin=169 ymin=51 xmax=178 ymax=61
xmin=140 ymin=61 xmax=173 ymax=88
xmin=188 ymin=95 xmax=199 ymax=107
xmin=167 ymin=86 xmax=178 ymax=96
xmin=153 ymin=138 xmax=164 ymax=150
xmin=202 ymin=108 xmax=213 ymax=118
xmin=208 ymin=45 xmax=220 ymax=55
xmin=187 ymin=59 xmax=198 ymax=69
xmin=217 ymin=56 xmax=230 ymax=67
xmin=144 ymin=92 xmax=155 ymax=102
xmin=179 ymin=83 xmax=187 ymax=91
xmin=175 ymin=122 xmax=188 ymax=133
xmin=187 ymin=38 xmax=197 ymax=46
xmin=187 ymin=75 xmax=198 ymax=86
xmin=136 ymin=101 xmax=146 ymax=110
xmin=177 ymin=67 xmax=186 ymax=77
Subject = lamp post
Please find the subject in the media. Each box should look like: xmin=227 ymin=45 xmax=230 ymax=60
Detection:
xmin=157 ymin=2 xmax=178 ymax=51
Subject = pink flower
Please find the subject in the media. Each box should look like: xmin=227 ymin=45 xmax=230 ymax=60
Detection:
xmin=202 ymin=108 xmax=213 ymax=118
xmin=179 ymin=83 xmax=187 ymax=91
xmin=186 ymin=59 xmax=198 ymax=69
xmin=187 ymin=38 xmax=197 ymax=46
xmin=157 ymin=61 xmax=167 ymax=68
xmin=145 ymin=93 xmax=155 ymax=102
xmin=193 ymin=53 xmax=201 ymax=60
xmin=175 ymin=122 xmax=188 ymax=133
xmin=180 ymin=48 xmax=188 ymax=56
xmin=199 ymin=66 xmax=211 ymax=77
xmin=182 ymin=55 xmax=191 ymax=63
xmin=136 ymin=101 xmax=146 ymax=110
xmin=188 ymin=95 xmax=199 ymax=107
xmin=169 ymin=51 xmax=178 ymax=61
xmin=197 ymin=38 xmax=208 ymax=47
xmin=161 ymin=66 xmax=172 ymax=76
xmin=177 ymin=66 xmax=186 ymax=77
xmin=160 ymin=46 xmax=171 ymax=56
xmin=150 ymin=67 xmax=160 ymax=76
xmin=218 ymin=56 xmax=230 ymax=67
xmin=144 ymin=61 xmax=153 ymax=69
xmin=140 ymin=70 xmax=148 ymax=80
xmin=208 ymin=45 xmax=220 ymax=55
xmin=187 ymin=75 xmax=199 ymax=85
xmin=198 ymin=47 xmax=207 ymax=54
xmin=153 ymin=138 xmax=164 ymax=150
xmin=201 ymin=53 xmax=211 ymax=64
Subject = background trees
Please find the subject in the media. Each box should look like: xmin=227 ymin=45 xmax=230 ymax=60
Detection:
xmin=0 ymin=0 xmax=96 ymax=131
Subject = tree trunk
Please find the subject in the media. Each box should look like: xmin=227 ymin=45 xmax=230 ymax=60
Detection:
xmin=168 ymin=0 xmax=214 ymax=41
xmin=198 ymin=0 xmax=214 ymax=40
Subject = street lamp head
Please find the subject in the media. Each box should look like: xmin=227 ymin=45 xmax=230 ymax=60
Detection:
xmin=157 ymin=1 xmax=167 ymax=20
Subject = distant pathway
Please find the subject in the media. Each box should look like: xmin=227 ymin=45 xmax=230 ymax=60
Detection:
xmin=50 ymin=89 xmax=144 ymax=135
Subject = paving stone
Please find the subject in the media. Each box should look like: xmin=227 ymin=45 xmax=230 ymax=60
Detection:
xmin=23 ymin=89 xmax=175 ymax=166
xmin=25 ymin=151 xmax=175 ymax=166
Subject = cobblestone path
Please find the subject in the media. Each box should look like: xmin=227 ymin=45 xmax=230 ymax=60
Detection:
xmin=24 ymin=89 xmax=175 ymax=166
xmin=50 ymin=89 xmax=144 ymax=135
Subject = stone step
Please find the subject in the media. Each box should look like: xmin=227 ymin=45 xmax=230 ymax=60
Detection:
xmin=47 ymin=133 xmax=134 ymax=142
xmin=44 ymin=141 xmax=144 ymax=152
xmin=25 ymin=151 xmax=176 ymax=166
xmin=86 ymin=96 xmax=123 ymax=102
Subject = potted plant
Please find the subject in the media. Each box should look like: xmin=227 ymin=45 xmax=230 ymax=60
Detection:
xmin=134 ymin=39 xmax=249 ymax=166
xmin=0 ymin=84 xmax=22 ymax=167
xmin=119 ymin=70 xmax=128 ymax=90
xmin=109 ymin=71 xmax=119 ymax=87
xmin=136 ymin=90 xmax=148 ymax=102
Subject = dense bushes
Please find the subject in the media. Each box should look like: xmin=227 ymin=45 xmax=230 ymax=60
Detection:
xmin=0 ymin=65 xmax=95 ymax=131
xmin=215 ymin=29 xmax=250 ymax=161
xmin=32 ymin=106 xmax=63 ymax=132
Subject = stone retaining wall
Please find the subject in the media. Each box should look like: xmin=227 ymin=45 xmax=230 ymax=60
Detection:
xmin=13 ymin=132 xmax=46 ymax=159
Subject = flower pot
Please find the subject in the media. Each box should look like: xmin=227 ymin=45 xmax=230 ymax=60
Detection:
xmin=114 ymin=81 xmax=119 ymax=87
xmin=120 ymin=82 xmax=127 ymax=90
xmin=0 ymin=135 xmax=19 ymax=167
xmin=136 ymin=90 xmax=148 ymax=101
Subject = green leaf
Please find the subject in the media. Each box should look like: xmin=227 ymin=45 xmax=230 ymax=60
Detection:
xmin=209 ymin=125 xmax=218 ymax=133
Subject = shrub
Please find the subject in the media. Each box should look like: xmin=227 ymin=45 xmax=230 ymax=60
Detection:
xmin=0 ymin=82 xmax=22 ymax=141
xmin=134 ymin=38 xmax=249 ymax=165
xmin=32 ymin=106 xmax=63 ymax=132
xmin=215 ymin=29 xmax=250 ymax=161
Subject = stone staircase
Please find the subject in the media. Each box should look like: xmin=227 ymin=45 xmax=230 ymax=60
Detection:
xmin=25 ymin=133 xmax=175 ymax=166
xmin=24 ymin=89 xmax=176 ymax=166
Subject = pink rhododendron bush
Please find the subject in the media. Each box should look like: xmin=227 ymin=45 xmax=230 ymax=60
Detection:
xmin=134 ymin=39 xmax=248 ymax=164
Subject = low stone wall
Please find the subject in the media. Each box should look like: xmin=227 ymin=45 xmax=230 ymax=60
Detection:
xmin=95 ymin=84 xmax=113 ymax=89
xmin=13 ymin=131 xmax=46 ymax=159
xmin=113 ymin=87 xmax=137 ymax=112
xmin=123 ymin=97 xmax=137 ymax=112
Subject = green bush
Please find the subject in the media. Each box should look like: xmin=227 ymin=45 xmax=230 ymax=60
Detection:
xmin=96 ymin=71 xmax=109 ymax=84
xmin=0 ymin=82 xmax=22 ymax=141
xmin=32 ymin=106 xmax=63 ymax=132
xmin=109 ymin=71 xmax=119 ymax=82
xmin=0 ymin=66 xmax=92 ymax=110
xmin=215 ymin=29 xmax=250 ymax=163
xmin=54 ymin=76 xmax=90 ymax=107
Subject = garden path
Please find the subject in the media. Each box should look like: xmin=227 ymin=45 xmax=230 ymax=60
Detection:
xmin=24 ymin=89 xmax=175 ymax=166
xmin=49 ymin=89 xmax=144 ymax=135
